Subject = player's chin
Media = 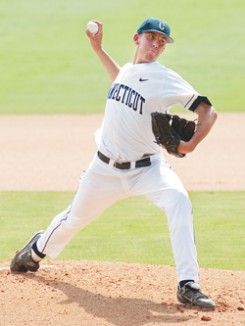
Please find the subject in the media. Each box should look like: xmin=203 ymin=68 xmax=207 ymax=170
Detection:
xmin=145 ymin=52 xmax=159 ymax=62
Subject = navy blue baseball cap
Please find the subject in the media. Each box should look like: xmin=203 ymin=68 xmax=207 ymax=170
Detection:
xmin=137 ymin=18 xmax=174 ymax=43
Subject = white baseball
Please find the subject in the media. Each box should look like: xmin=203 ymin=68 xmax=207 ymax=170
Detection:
xmin=86 ymin=21 xmax=99 ymax=35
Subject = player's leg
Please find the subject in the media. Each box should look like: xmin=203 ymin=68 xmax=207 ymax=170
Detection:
xmin=118 ymin=155 xmax=199 ymax=281
xmin=147 ymin=187 xmax=199 ymax=282
xmin=134 ymin=157 xmax=214 ymax=307
xmin=36 ymin=168 xmax=124 ymax=259
xmin=10 ymin=156 xmax=125 ymax=272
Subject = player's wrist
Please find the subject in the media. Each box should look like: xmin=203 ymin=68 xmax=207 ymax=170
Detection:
xmin=178 ymin=140 xmax=196 ymax=154
xmin=93 ymin=45 xmax=103 ymax=53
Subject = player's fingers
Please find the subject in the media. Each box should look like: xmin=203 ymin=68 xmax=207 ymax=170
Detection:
xmin=85 ymin=28 xmax=102 ymax=44
xmin=85 ymin=29 xmax=95 ymax=38
xmin=92 ymin=20 xmax=103 ymax=30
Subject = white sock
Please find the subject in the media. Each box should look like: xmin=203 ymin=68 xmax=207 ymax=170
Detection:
xmin=31 ymin=249 xmax=42 ymax=262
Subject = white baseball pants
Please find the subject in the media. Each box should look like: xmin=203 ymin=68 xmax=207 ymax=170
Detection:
xmin=36 ymin=153 xmax=199 ymax=282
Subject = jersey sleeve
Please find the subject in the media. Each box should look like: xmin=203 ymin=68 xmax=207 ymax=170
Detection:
xmin=162 ymin=69 xmax=212 ymax=111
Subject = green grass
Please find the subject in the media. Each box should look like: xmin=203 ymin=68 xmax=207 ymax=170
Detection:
xmin=0 ymin=0 xmax=244 ymax=114
xmin=1 ymin=191 xmax=244 ymax=270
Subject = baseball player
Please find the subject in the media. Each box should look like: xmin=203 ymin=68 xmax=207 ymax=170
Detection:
xmin=10 ymin=18 xmax=217 ymax=308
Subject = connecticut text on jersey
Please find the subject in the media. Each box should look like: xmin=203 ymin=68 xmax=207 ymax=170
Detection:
xmin=108 ymin=83 xmax=145 ymax=114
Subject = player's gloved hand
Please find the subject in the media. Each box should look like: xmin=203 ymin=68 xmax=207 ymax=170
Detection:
xmin=151 ymin=112 xmax=196 ymax=158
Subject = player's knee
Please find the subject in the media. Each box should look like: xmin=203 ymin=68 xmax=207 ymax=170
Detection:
xmin=161 ymin=189 xmax=193 ymax=220
xmin=168 ymin=188 xmax=191 ymax=206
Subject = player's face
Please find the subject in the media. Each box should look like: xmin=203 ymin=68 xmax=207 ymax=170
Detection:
xmin=133 ymin=32 xmax=167 ymax=64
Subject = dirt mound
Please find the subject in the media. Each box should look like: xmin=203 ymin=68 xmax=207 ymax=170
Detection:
xmin=0 ymin=260 xmax=244 ymax=325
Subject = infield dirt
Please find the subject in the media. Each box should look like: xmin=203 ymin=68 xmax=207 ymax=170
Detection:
xmin=0 ymin=113 xmax=244 ymax=191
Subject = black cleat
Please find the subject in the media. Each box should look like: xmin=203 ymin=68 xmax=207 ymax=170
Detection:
xmin=177 ymin=282 xmax=215 ymax=308
xmin=10 ymin=231 xmax=44 ymax=273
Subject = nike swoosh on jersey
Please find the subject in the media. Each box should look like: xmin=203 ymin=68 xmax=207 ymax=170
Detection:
xmin=139 ymin=78 xmax=149 ymax=82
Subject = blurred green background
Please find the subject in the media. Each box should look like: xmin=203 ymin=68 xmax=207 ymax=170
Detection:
xmin=1 ymin=0 xmax=244 ymax=114
xmin=1 ymin=191 xmax=244 ymax=270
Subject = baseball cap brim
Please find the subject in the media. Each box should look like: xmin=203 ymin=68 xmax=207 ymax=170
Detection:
xmin=140 ymin=28 xmax=174 ymax=43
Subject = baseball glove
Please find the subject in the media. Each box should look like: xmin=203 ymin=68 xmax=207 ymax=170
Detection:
xmin=151 ymin=112 xmax=196 ymax=158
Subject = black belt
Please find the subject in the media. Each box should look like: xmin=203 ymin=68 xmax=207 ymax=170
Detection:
xmin=97 ymin=151 xmax=151 ymax=170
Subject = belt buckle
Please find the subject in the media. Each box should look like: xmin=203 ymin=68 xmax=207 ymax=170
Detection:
xmin=113 ymin=162 xmax=130 ymax=169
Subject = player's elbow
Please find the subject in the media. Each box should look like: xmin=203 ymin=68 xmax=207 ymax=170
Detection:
xmin=210 ymin=106 xmax=218 ymax=123
xmin=201 ymin=104 xmax=218 ymax=126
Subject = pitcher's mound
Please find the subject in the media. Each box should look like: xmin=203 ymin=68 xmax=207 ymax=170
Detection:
xmin=1 ymin=260 xmax=244 ymax=325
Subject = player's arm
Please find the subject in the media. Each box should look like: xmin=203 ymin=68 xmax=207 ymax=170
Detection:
xmin=178 ymin=102 xmax=218 ymax=154
xmin=85 ymin=20 xmax=120 ymax=81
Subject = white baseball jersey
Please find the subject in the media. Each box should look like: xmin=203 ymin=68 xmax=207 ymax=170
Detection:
xmin=97 ymin=61 xmax=207 ymax=162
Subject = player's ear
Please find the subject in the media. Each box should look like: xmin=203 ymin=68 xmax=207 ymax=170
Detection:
xmin=133 ymin=34 xmax=140 ymax=45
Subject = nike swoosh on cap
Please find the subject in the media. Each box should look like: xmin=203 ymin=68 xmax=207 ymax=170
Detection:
xmin=139 ymin=78 xmax=149 ymax=82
